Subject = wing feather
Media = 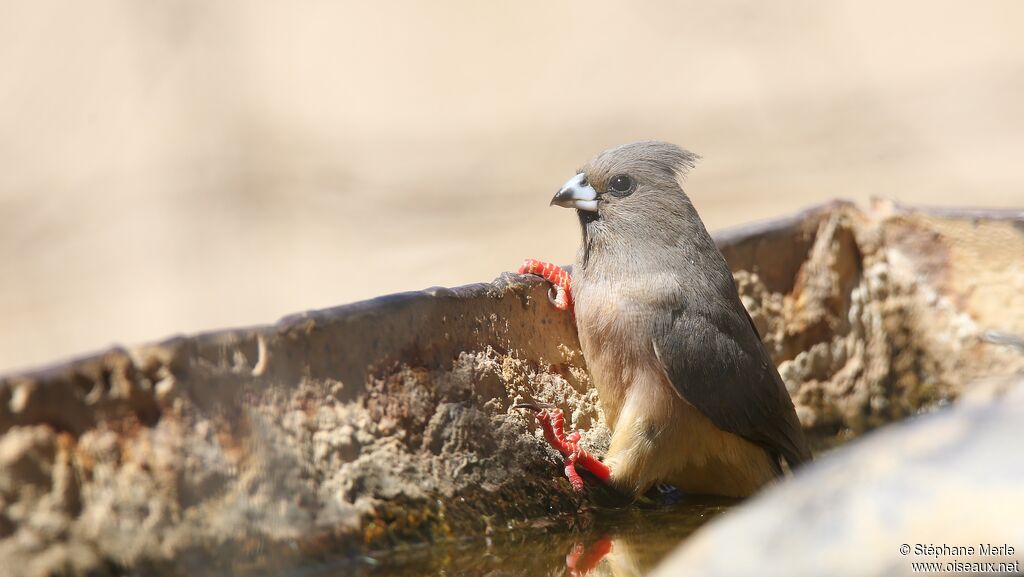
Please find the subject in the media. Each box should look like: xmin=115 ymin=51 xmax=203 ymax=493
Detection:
xmin=653 ymin=300 xmax=812 ymax=468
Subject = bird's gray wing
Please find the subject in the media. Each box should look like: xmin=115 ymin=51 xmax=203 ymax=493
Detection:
xmin=652 ymin=301 xmax=812 ymax=468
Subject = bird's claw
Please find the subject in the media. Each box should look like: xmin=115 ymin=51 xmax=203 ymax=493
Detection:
xmin=564 ymin=446 xmax=586 ymax=492
xmin=547 ymin=285 xmax=563 ymax=309
xmin=514 ymin=402 xmax=568 ymax=447
xmin=511 ymin=401 xmax=554 ymax=412
xmin=515 ymin=403 xmax=611 ymax=491
xmin=517 ymin=259 xmax=573 ymax=313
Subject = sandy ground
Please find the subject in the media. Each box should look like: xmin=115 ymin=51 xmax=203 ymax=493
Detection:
xmin=1 ymin=1 xmax=1023 ymax=373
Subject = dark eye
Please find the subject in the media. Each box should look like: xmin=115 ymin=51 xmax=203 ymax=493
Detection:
xmin=608 ymin=174 xmax=634 ymax=196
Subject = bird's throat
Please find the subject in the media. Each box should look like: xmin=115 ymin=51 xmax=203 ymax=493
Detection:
xmin=578 ymin=209 xmax=598 ymax=269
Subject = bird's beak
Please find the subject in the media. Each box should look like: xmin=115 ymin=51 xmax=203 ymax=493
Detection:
xmin=550 ymin=173 xmax=598 ymax=212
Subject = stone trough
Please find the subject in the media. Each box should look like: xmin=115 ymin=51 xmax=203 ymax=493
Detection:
xmin=1 ymin=200 xmax=1023 ymax=576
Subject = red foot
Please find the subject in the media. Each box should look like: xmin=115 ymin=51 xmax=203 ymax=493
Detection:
xmin=565 ymin=536 xmax=614 ymax=577
xmin=514 ymin=403 xmax=611 ymax=492
xmin=518 ymin=259 xmax=573 ymax=313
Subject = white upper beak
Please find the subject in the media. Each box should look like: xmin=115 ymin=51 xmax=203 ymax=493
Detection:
xmin=550 ymin=173 xmax=598 ymax=212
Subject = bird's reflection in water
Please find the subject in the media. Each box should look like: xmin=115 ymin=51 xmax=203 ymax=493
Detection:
xmin=565 ymin=536 xmax=615 ymax=577
xmin=568 ymin=535 xmax=647 ymax=577
xmin=562 ymin=529 xmax=687 ymax=577
xmin=552 ymin=487 xmax=732 ymax=577
xmin=338 ymin=498 xmax=732 ymax=577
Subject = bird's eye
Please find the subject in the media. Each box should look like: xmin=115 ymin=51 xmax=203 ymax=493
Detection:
xmin=608 ymin=174 xmax=634 ymax=196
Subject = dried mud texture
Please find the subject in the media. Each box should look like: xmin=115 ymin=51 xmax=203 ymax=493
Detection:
xmin=1 ymin=201 xmax=1023 ymax=576
xmin=0 ymin=276 xmax=607 ymax=577
xmin=731 ymin=201 xmax=1024 ymax=445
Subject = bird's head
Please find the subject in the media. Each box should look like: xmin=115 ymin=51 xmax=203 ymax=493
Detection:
xmin=551 ymin=141 xmax=702 ymax=260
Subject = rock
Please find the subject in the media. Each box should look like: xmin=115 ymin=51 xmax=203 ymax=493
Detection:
xmin=650 ymin=376 xmax=1024 ymax=577
xmin=0 ymin=275 xmax=599 ymax=577
xmin=729 ymin=201 xmax=1024 ymax=442
xmin=0 ymin=200 xmax=1021 ymax=575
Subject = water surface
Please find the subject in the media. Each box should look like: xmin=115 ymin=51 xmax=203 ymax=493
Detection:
xmin=320 ymin=498 xmax=732 ymax=577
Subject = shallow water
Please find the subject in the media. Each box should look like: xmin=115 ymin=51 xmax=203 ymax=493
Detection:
xmin=314 ymin=498 xmax=732 ymax=577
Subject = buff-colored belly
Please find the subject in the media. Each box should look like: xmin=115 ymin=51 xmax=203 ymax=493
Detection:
xmin=656 ymin=399 xmax=779 ymax=497
xmin=587 ymin=347 xmax=778 ymax=498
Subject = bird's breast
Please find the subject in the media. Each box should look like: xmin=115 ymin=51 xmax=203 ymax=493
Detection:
xmin=572 ymin=274 xmax=681 ymax=353
xmin=573 ymin=279 xmax=665 ymax=428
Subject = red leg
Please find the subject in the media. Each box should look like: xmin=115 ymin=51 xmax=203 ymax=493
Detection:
xmin=518 ymin=259 xmax=573 ymax=313
xmin=563 ymin=432 xmax=585 ymax=492
xmin=516 ymin=404 xmax=611 ymax=491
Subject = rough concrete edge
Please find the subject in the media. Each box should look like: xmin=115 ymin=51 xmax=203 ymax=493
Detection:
xmin=0 ymin=200 xmax=852 ymax=386
xmin=883 ymin=198 xmax=1024 ymax=221
xmin=711 ymin=199 xmax=854 ymax=249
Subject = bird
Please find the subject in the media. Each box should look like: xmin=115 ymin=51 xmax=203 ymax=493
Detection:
xmin=516 ymin=141 xmax=811 ymax=499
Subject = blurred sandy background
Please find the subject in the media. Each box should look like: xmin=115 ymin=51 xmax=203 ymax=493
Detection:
xmin=1 ymin=1 xmax=1022 ymax=373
